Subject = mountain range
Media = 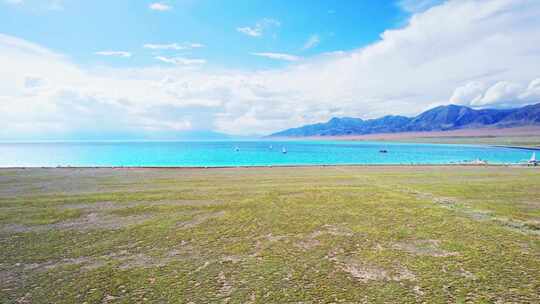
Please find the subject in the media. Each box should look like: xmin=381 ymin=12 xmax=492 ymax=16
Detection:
xmin=269 ymin=103 xmax=540 ymax=137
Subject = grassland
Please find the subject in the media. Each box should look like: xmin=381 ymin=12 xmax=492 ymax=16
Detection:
xmin=0 ymin=166 xmax=539 ymax=303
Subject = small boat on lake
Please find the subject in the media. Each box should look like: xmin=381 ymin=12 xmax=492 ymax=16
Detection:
xmin=379 ymin=149 xmax=388 ymax=153
xmin=282 ymin=147 xmax=287 ymax=154
xmin=528 ymin=152 xmax=538 ymax=166
xmin=235 ymin=146 xmax=240 ymax=152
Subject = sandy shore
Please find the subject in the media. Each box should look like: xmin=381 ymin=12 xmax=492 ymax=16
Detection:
xmin=1 ymin=163 xmax=535 ymax=170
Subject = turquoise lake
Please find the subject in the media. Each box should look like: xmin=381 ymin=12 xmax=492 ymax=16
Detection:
xmin=0 ymin=141 xmax=536 ymax=167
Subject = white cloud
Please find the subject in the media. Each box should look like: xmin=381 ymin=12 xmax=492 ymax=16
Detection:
xmin=188 ymin=43 xmax=204 ymax=48
xmin=398 ymin=0 xmax=444 ymax=13
xmin=143 ymin=43 xmax=204 ymax=50
xmin=303 ymin=34 xmax=320 ymax=50
xmin=452 ymin=79 xmax=540 ymax=107
xmin=4 ymin=0 xmax=23 ymax=5
xmin=149 ymin=2 xmax=171 ymax=11
xmin=521 ymin=78 xmax=540 ymax=101
xmin=155 ymin=56 xmax=206 ymax=65
xmin=237 ymin=27 xmax=261 ymax=37
xmin=1 ymin=0 xmax=540 ymax=138
xmin=3 ymin=0 xmax=64 ymax=10
xmin=95 ymin=51 xmax=132 ymax=58
xmin=474 ymin=81 xmax=524 ymax=106
xmin=0 ymin=35 xmax=197 ymax=139
xmin=23 ymin=75 xmax=46 ymax=89
xmin=251 ymin=52 xmax=301 ymax=62
xmin=449 ymin=81 xmax=486 ymax=105
xmin=144 ymin=43 xmax=183 ymax=50
xmin=46 ymin=0 xmax=63 ymax=10
xmin=236 ymin=18 xmax=280 ymax=37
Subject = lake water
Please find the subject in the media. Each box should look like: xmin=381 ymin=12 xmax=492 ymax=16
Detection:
xmin=0 ymin=141 xmax=535 ymax=167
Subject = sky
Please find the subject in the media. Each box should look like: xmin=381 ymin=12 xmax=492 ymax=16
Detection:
xmin=1 ymin=0 xmax=540 ymax=139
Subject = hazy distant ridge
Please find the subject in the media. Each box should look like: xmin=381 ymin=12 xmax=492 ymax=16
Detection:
xmin=270 ymin=103 xmax=540 ymax=137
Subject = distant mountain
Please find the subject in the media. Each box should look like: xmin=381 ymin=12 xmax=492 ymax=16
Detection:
xmin=269 ymin=103 xmax=540 ymax=137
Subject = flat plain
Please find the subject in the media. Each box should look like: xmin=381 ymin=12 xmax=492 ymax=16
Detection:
xmin=299 ymin=126 xmax=540 ymax=148
xmin=0 ymin=166 xmax=539 ymax=303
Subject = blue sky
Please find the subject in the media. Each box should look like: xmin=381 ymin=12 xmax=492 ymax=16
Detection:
xmin=1 ymin=1 xmax=408 ymax=69
xmin=0 ymin=0 xmax=539 ymax=139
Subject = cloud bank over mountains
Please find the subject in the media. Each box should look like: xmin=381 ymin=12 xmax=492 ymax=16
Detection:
xmin=1 ymin=0 xmax=540 ymax=139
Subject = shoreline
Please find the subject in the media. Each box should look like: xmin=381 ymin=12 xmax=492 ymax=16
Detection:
xmin=269 ymin=126 xmax=540 ymax=149
xmin=268 ymin=138 xmax=540 ymax=150
xmin=1 ymin=163 xmax=534 ymax=170
xmin=492 ymin=145 xmax=540 ymax=151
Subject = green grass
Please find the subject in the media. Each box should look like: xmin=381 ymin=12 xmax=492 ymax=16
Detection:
xmin=0 ymin=166 xmax=539 ymax=303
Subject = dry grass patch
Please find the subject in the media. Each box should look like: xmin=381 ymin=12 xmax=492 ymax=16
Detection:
xmin=1 ymin=212 xmax=153 ymax=233
xmin=176 ymin=211 xmax=226 ymax=229
xmin=392 ymin=239 xmax=460 ymax=257
xmin=295 ymin=224 xmax=354 ymax=250
xmin=328 ymin=254 xmax=417 ymax=283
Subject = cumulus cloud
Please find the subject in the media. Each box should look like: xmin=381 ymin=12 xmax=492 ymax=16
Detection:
xmin=451 ymin=79 xmax=540 ymax=108
xmin=1 ymin=0 xmax=540 ymax=138
xmin=236 ymin=18 xmax=280 ymax=37
xmin=149 ymin=2 xmax=171 ymax=11
xmin=95 ymin=51 xmax=132 ymax=58
xmin=521 ymin=78 xmax=540 ymax=101
xmin=251 ymin=52 xmax=301 ymax=62
xmin=449 ymin=81 xmax=486 ymax=105
xmin=475 ymin=81 xmax=524 ymax=106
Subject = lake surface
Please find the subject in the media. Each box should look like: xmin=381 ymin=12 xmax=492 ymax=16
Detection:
xmin=0 ymin=141 xmax=535 ymax=167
